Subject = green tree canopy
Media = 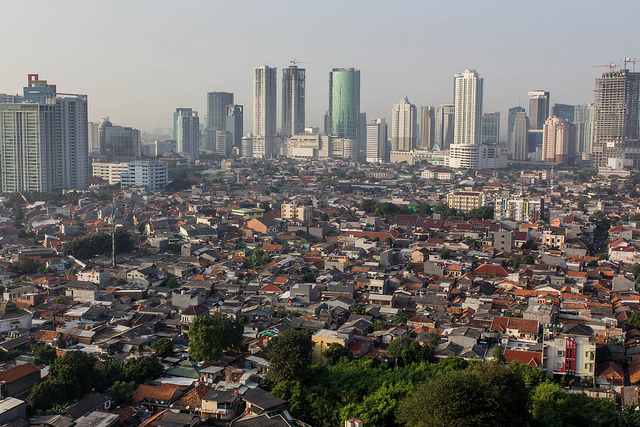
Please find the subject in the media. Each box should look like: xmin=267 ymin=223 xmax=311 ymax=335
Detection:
xmin=322 ymin=343 xmax=354 ymax=364
xmin=62 ymin=229 xmax=134 ymax=259
xmin=188 ymin=313 xmax=243 ymax=361
xmin=120 ymin=356 xmax=164 ymax=384
xmin=266 ymin=329 xmax=313 ymax=384
xmin=32 ymin=344 xmax=58 ymax=365
xmin=152 ymin=338 xmax=174 ymax=358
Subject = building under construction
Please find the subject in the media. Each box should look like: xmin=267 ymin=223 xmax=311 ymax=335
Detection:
xmin=592 ymin=69 xmax=640 ymax=168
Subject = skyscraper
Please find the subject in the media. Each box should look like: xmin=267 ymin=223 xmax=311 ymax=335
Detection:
xmin=435 ymin=104 xmax=455 ymax=151
xmin=592 ymin=69 xmax=640 ymax=168
xmin=98 ymin=118 xmax=140 ymax=161
xmin=174 ymin=108 xmax=200 ymax=161
xmin=552 ymin=103 xmax=575 ymax=122
xmin=528 ymin=90 xmax=550 ymax=130
xmin=508 ymin=106 xmax=526 ymax=155
xmin=207 ymin=92 xmax=234 ymax=132
xmin=391 ymin=97 xmax=417 ymax=151
xmin=329 ymin=68 xmax=360 ymax=141
xmin=226 ymin=105 xmax=243 ymax=153
xmin=282 ymin=66 xmax=305 ymax=137
xmin=450 ymin=69 xmax=483 ymax=169
xmin=542 ymin=116 xmax=576 ymax=165
xmin=574 ymin=104 xmax=595 ymax=157
xmin=512 ymin=112 xmax=529 ymax=160
xmin=481 ymin=112 xmax=500 ymax=145
xmin=366 ymin=118 xmax=387 ymax=163
xmin=0 ymin=74 xmax=89 ymax=192
xmin=253 ymin=65 xmax=277 ymax=137
xmin=420 ymin=106 xmax=435 ymax=150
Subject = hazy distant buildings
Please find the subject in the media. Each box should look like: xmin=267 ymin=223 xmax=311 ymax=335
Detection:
xmin=282 ymin=65 xmax=305 ymax=137
xmin=592 ymin=70 xmax=640 ymax=168
xmin=206 ymin=92 xmax=234 ymax=132
xmin=366 ymin=118 xmax=388 ymax=163
xmin=99 ymin=118 xmax=140 ymax=161
xmin=552 ymin=103 xmax=574 ymax=122
xmin=420 ymin=106 xmax=435 ymax=150
xmin=329 ymin=68 xmax=360 ymax=141
xmin=435 ymin=104 xmax=455 ymax=151
xmin=225 ymin=105 xmax=243 ymax=153
xmin=391 ymin=97 xmax=417 ymax=151
xmin=511 ymin=111 xmax=529 ymax=160
xmin=528 ymin=90 xmax=550 ymax=130
xmin=481 ymin=112 xmax=500 ymax=144
xmin=0 ymin=74 xmax=89 ymax=192
xmin=542 ymin=116 xmax=576 ymax=165
xmin=88 ymin=122 xmax=100 ymax=153
xmin=174 ymin=108 xmax=200 ymax=161
xmin=253 ymin=65 xmax=277 ymax=137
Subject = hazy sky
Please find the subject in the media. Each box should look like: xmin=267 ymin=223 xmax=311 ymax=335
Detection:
xmin=2 ymin=0 xmax=639 ymax=137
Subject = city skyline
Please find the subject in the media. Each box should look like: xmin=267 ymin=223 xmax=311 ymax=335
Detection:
xmin=1 ymin=1 xmax=638 ymax=137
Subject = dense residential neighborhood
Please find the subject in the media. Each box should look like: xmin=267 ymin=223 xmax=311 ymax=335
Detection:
xmin=0 ymin=157 xmax=638 ymax=426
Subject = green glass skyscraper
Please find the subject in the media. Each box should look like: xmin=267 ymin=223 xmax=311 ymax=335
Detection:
xmin=329 ymin=68 xmax=360 ymax=140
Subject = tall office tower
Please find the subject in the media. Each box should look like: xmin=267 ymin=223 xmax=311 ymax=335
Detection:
xmin=206 ymin=92 xmax=234 ymax=131
xmin=420 ymin=106 xmax=435 ymax=150
xmin=542 ymin=116 xmax=576 ymax=165
xmin=366 ymin=118 xmax=388 ymax=163
xmin=329 ymin=68 xmax=361 ymax=141
xmin=512 ymin=112 xmax=529 ymax=160
xmin=359 ymin=112 xmax=367 ymax=160
xmin=390 ymin=97 xmax=417 ymax=151
xmin=282 ymin=66 xmax=305 ymax=137
xmin=88 ymin=122 xmax=100 ymax=153
xmin=225 ymin=105 xmax=243 ymax=152
xmin=508 ymin=106 xmax=526 ymax=153
xmin=98 ymin=118 xmax=140 ymax=161
xmin=435 ymin=104 xmax=455 ymax=150
xmin=592 ymin=69 xmax=640 ymax=168
xmin=450 ymin=69 xmax=483 ymax=169
xmin=574 ymin=104 xmax=595 ymax=156
xmin=1 ymin=74 xmax=89 ymax=192
xmin=323 ymin=110 xmax=330 ymax=134
xmin=174 ymin=108 xmax=200 ymax=161
xmin=552 ymin=103 xmax=575 ymax=122
xmin=481 ymin=112 xmax=500 ymax=144
xmin=253 ymin=65 xmax=277 ymax=137
xmin=528 ymin=90 xmax=550 ymax=130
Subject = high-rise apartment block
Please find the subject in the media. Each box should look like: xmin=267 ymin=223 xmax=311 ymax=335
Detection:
xmin=592 ymin=70 xmax=640 ymax=168
xmin=0 ymin=74 xmax=89 ymax=192
xmin=508 ymin=106 xmax=526 ymax=155
xmin=253 ymin=65 xmax=277 ymax=137
xmin=435 ymin=104 xmax=455 ymax=151
xmin=512 ymin=112 xmax=529 ymax=160
xmin=120 ymin=161 xmax=169 ymax=192
xmin=528 ymin=90 xmax=550 ymax=130
xmin=420 ymin=106 xmax=435 ymax=150
xmin=450 ymin=69 xmax=483 ymax=169
xmin=329 ymin=68 xmax=360 ymax=141
xmin=174 ymin=108 xmax=200 ymax=161
xmin=226 ymin=105 xmax=243 ymax=153
xmin=282 ymin=66 xmax=305 ymax=137
xmin=481 ymin=112 xmax=500 ymax=145
xmin=391 ymin=97 xmax=417 ymax=151
xmin=207 ymin=92 xmax=234 ymax=131
xmin=542 ymin=116 xmax=576 ymax=165
xmin=574 ymin=104 xmax=595 ymax=156
xmin=366 ymin=118 xmax=388 ymax=163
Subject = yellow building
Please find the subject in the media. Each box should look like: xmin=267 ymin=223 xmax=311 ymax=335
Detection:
xmin=311 ymin=329 xmax=351 ymax=363
xmin=446 ymin=191 xmax=486 ymax=213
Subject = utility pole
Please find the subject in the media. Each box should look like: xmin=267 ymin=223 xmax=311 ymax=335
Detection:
xmin=112 ymin=196 xmax=116 ymax=269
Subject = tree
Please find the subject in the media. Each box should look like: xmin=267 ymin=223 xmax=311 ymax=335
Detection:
xmin=351 ymin=305 xmax=366 ymax=315
xmin=521 ymin=240 xmax=538 ymax=250
xmin=152 ymin=338 xmax=174 ymax=358
xmin=10 ymin=256 xmax=42 ymax=274
xmin=107 ymin=380 xmax=136 ymax=406
xmin=188 ymin=313 xmax=243 ymax=361
xmin=397 ymin=363 xmax=530 ymax=427
xmin=493 ymin=345 xmax=506 ymax=364
xmin=65 ymin=268 xmax=76 ymax=276
xmin=259 ymin=201 xmax=272 ymax=212
xmin=121 ymin=356 xmax=164 ymax=384
xmin=387 ymin=337 xmax=429 ymax=366
xmin=169 ymin=242 xmax=183 ymax=254
xmin=322 ymin=343 xmax=353 ymax=364
xmin=32 ymin=344 xmax=58 ymax=365
xmin=244 ymin=249 xmax=270 ymax=268
xmin=629 ymin=312 xmax=640 ymax=330
xmin=438 ymin=248 xmax=450 ymax=259
xmin=520 ymin=254 xmax=536 ymax=265
xmin=266 ymin=329 xmax=313 ymax=384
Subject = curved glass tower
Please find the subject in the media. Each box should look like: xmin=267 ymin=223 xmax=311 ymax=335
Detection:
xmin=329 ymin=68 xmax=360 ymax=140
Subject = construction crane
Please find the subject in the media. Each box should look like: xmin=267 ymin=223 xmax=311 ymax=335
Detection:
xmin=613 ymin=57 xmax=639 ymax=71
xmin=591 ymin=63 xmax=617 ymax=73
xmin=290 ymin=59 xmax=310 ymax=66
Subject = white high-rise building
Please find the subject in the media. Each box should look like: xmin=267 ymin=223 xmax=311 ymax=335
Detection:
xmin=391 ymin=97 xmax=417 ymax=151
xmin=0 ymin=75 xmax=89 ymax=192
xmin=366 ymin=118 xmax=387 ymax=163
xmin=453 ymin=69 xmax=483 ymax=146
xmin=253 ymin=65 xmax=277 ymax=137
xmin=174 ymin=108 xmax=200 ymax=161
